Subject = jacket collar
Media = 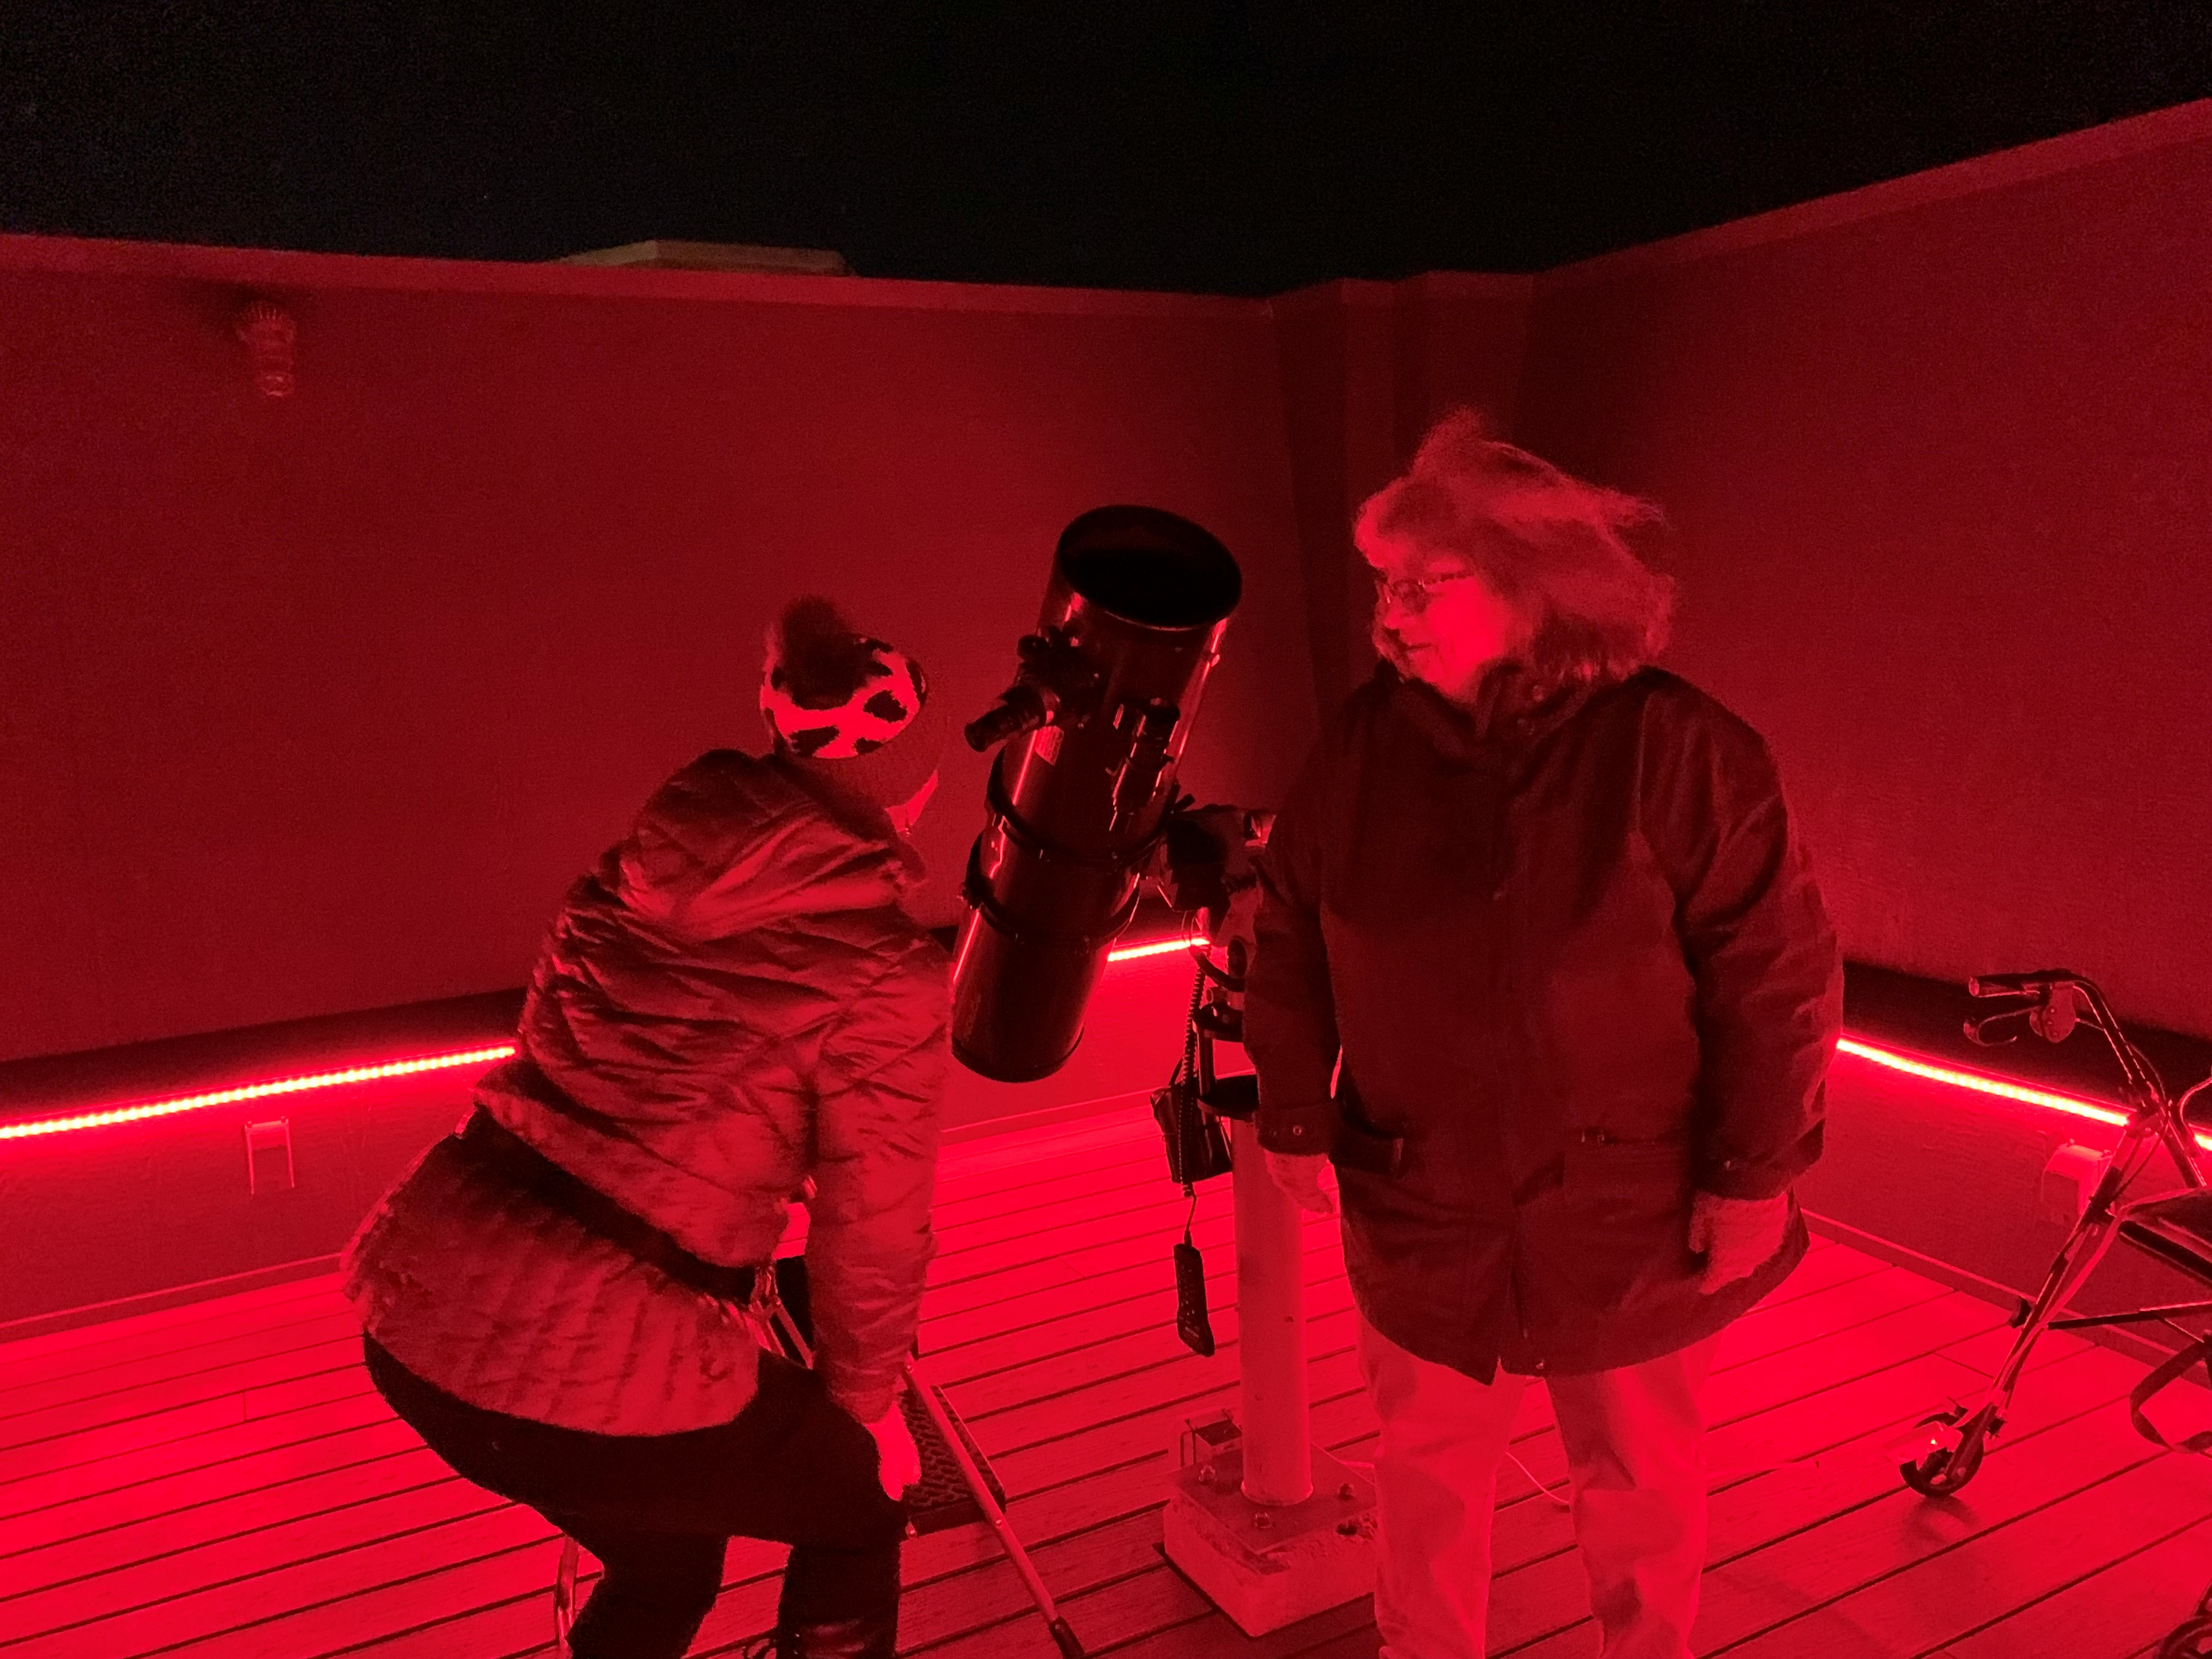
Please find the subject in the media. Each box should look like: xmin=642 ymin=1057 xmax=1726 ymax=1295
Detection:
xmin=1379 ymin=659 xmax=1610 ymax=764
xmin=614 ymin=751 xmax=916 ymax=938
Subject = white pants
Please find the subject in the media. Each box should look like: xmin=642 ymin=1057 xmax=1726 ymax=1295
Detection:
xmin=1358 ymin=1313 xmax=1720 ymax=1659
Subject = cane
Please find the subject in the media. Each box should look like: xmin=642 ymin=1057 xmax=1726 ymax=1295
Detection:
xmin=766 ymin=1300 xmax=1087 ymax=1659
xmin=905 ymin=1350 xmax=1086 ymax=1659
xmin=554 ymin=1534 xmax=580 ymax=1657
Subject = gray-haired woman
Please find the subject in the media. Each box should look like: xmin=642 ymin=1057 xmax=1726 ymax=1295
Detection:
xmin=1244 ymin=412 xmax=1843 ymax=1659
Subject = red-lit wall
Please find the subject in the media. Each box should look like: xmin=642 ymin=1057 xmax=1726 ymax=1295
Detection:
xmin=0 ymin=242 xmax=1400 ymax=1325
xmin=1271 ymin=273 xmax=1534 ymax=711
xmin=1269 ymin=111 xmax=2212 ymax=1032
xmin=1511 ymin=100 xmax=2212 ymax=1042
xmin=1503 ymin=100 xmax=2212 ymax=1307
xmin=0 ymin=243 xmax=1322 ymax=1065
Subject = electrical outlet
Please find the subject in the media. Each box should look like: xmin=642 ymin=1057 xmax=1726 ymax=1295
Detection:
xmin=245 ymin=1118 xmax=295 ymax=1194
xmin=2040 ymin=1143 xmax=2102 ymax=1225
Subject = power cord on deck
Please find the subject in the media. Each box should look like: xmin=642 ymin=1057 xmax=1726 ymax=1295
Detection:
xmin=1334 ymin=1443 xmax=1885 ymax=1516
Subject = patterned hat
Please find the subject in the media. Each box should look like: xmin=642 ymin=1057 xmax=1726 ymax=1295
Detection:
xmin=760 ymin=598 xmax=944 ymax=810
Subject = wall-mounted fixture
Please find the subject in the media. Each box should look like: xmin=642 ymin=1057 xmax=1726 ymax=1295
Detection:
xmin=244 ymin=1118 xmax=295 ymax=1194
xmin=234 ymin=297 xmax=297 ymax=397
xmin=2041 ymin=1141 xmax=2105 ymax=1224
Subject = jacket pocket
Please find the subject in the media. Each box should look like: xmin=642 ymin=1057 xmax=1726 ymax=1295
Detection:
xmin=1564 ymin=1133 xmax=1693 ymax=1209
xmin=1525 ymin=1135 xmax=1697 ymax=1316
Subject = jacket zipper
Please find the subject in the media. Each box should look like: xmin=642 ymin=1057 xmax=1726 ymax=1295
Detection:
xmin=1506 ymin=1230 xmax=1542 ymax=1374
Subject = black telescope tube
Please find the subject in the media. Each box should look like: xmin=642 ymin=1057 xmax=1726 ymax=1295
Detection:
xmin=951 ymin=507 xmax=1240 ymax=1082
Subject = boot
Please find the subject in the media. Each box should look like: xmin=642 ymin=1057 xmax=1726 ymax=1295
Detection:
xmin=775 ymin=1540 xmax=901 ymax=1659
xmin=768 ymin=1610 xmax=898 ymax=1659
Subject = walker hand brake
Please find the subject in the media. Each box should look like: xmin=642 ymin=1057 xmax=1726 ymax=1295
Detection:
xmin=1965 ymin=1006 xmax=2036 ymax=1046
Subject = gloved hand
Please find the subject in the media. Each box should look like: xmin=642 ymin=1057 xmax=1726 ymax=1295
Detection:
xmin=1265 ymin=1150 xmax=1336 ymax=1217
xmin=861 ymin=1400 xmax=922 ymax=1500
xmin=1688 ymin=1190 xmax=1791 ymax=1293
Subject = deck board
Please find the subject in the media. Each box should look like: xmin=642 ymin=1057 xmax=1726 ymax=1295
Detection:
xmin=4 ymin=1110 xmax=2206 ymax=1659
xmin=1935 ymin=1511 xmax=2212 ymax=1659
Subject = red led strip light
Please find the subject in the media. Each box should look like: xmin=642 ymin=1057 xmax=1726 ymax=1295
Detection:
xmin=1105 ymin=933 xmax=1208 ymax=962
xmin=1836 ymin=1035 xmax=2210 ymax=1150
xmin=0 ymin=968 xmax=2181 ymax=1146
xmin=0 ymin=1045 xmax=517 ymax=1142
xmin=0 ymin=940 xmax=1207 ymax=1142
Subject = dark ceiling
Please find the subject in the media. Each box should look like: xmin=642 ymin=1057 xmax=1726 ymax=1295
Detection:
xmin=4 ymin=2 xmax=2208 ymax=296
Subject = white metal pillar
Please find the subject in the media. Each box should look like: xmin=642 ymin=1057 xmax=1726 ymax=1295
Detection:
xmin=1229 ymin=1116 xmax=1312 ymax=1503
xmin=1160 ymin=1121 xmax=1374 ymax=1635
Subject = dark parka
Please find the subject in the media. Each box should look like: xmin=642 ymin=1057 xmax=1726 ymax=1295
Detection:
xmin=1245 ymin=663 xmax=1842 ymax=1382
xmin=343 ymin=751 xmax=946 ymax=1434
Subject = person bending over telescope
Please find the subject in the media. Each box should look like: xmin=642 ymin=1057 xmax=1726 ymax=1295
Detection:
xmin=343 ymin=598 xmax=949 ymax=1659
xmin=1243 ymin=412 xmax=1843 ymax=1659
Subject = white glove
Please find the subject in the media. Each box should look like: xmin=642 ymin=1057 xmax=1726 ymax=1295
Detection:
xmin=1688 ymin=1190 xmax=1791 ymax=1293
xmin=862 ymin=1401 xmax=922 ymax=1500
xmin=1265 ymin=1150 xmax=1336 ymax=1217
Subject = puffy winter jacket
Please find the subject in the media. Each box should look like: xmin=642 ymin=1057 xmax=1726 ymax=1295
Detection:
xmin=1246 ymin=663 xmax=1842 ymax=1381
xmin=343 ymin=751 xmax=947 ymax=1434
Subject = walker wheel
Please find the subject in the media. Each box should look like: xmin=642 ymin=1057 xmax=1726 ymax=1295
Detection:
xmin=1899 ymin=1405 xmax=1990 ymax=1497
xmin=2158 ymin=1614 xmax=2212 ymax=1659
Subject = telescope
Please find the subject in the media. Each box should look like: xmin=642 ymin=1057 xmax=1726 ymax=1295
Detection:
xmin=951 ymin=510 xmax=1374 ymax=1636
xmin=950 ymin=506 xmax=1240 ymax=1081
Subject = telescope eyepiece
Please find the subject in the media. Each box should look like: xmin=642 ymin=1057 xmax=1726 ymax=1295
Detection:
xmin=963 ymin=685 xmax=1049 ymax=752
xmin=962 ymin=628 xmax=1103 ymax=752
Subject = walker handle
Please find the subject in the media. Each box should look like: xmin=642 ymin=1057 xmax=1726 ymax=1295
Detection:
xmin=1967 ymin=969 xmax=2082 ymax=998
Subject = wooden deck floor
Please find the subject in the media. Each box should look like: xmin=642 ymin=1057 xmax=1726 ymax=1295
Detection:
xmin=5 ymin=1112 xmax=2210 ymax=1658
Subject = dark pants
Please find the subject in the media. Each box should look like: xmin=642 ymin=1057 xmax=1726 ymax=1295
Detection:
xmin=363 ymin=1336 xmax=905 ymax=1659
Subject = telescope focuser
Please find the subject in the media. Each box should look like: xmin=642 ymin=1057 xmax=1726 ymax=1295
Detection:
xmin=962 ymin=628 xmax=1102 ymax=752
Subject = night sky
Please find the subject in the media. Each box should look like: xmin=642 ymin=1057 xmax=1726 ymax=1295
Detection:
xmin=4 ymin=3 xmax=2209 ymax=296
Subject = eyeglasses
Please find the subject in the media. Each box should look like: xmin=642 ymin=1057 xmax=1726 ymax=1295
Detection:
xmin=1369 ymin=568 xmax=1473 ymax=614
